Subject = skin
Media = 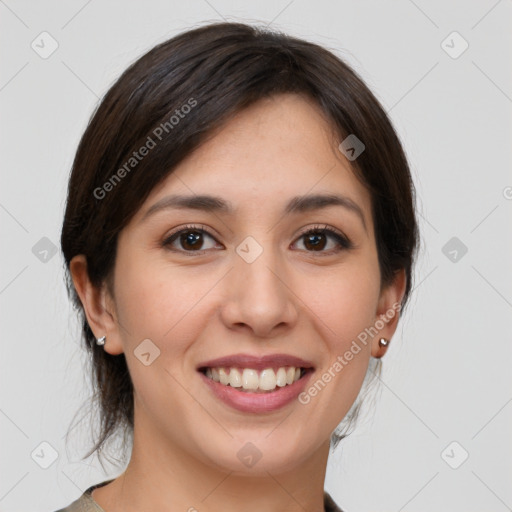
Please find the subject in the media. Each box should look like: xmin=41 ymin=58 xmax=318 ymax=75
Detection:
xmin=71 ymin=93 xmax=406 ymax=512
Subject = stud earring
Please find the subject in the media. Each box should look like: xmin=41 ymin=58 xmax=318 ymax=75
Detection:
xmin=378 ymin=337 xmax=389 ymax=347
xmin=96 ymin=335 xmax=106 ymax=346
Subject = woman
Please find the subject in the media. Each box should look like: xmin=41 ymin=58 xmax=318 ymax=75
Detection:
xmin=57 ymin=21 xmax=419 ymax=512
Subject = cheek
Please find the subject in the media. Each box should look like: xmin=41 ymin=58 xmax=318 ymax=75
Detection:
xmin=112 ymin=254 xmax=216 ymax=355
xmin=303 ymin=270 xmax=379 ymax=410
xmin=301 ymin=257 xmax=380 ymax=408
xmin=307 ymin=258 xmax=381 ymax=340
xmin=111 ymin=261 xmax=205 ymax=402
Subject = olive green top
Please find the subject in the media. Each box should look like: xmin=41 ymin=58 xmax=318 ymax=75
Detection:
xmin=55 ymin=479 xmax=344 ymax=512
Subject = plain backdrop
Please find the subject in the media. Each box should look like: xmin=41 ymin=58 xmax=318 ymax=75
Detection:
xmin=1 ymin=1 xmax=511 ymax=511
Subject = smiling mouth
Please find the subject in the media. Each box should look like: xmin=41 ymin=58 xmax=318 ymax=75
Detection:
xmin=199 ymin=366 xmax=311 ymax=393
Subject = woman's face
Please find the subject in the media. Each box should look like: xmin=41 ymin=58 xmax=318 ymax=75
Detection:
xmin=86 ymin=93 xmax=404 ymax=475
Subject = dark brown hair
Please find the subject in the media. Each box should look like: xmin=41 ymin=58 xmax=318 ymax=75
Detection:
xmin=60 ymin=21 xmax=419 ymax=465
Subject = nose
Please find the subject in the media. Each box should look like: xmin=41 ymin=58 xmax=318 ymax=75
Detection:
xmin=219 ymin=245 xmax=299 ymax=338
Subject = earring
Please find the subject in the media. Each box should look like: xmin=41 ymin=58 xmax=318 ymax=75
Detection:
xmin=96 ymin=335 xmax=106 ymax=346
xmin=378 ymin=337 xmax=389 ymax=347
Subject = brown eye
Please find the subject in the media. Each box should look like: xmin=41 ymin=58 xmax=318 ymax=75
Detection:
xmin=163 ymin=225 xmax=221 ymax=253
xmin=162 ymin=224 xmax=352 ymax=255
xmin=178 ymin=230 xmax=204 ymax=250
xmin=293 ymin=226 xmax=352 ymax=253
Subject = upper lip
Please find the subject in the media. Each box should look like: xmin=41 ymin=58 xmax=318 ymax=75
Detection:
xmin=197 ymin=353 xmax=314 ymax=372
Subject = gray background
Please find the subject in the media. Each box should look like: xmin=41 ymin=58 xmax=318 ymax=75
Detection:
xmin=1 ymin=1 xmax=511 ymax=511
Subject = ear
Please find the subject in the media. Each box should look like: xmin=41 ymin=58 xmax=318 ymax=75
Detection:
xmin=69 ymin=255 xmax=124 ymax=355
xmin=371 ymin=268 xmax=407 ymax=359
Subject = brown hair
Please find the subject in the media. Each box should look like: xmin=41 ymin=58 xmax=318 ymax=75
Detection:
xmin=60 ymin=21 xmax=419 ymax=465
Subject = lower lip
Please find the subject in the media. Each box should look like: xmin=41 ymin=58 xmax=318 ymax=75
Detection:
xmin=199 ymin=370 xmax=313 ymax=413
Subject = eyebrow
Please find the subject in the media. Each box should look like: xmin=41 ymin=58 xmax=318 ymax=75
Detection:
xmin=141 ymin=193 xmax=367 ymax=232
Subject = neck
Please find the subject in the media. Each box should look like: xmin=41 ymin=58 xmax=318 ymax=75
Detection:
xmin=94 ymin=409 xmax=331 ymax=512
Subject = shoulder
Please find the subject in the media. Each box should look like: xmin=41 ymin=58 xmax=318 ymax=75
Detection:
xmin=53 ymin=479 xmax=113 ymax=512
xmin=324 ymin=490 xmax=344 ymax=512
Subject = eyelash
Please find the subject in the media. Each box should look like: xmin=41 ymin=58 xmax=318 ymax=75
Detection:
xmin=161 ymin=223 xmax=353 ymax=256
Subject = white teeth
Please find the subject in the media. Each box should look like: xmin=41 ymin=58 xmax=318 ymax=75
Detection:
xmin=219 ymin=368 xmax=229 ymax=385
xmin=204 ymin=366 xmax=305 ymax=392
xmin=276 ymin=367 xmax=287 ymax=387
xmin=259 ymin=368 xmax=277 ymax=390
xmin=242 ymin=369 xmax=259 ymax=390
xmin=229 ymin=368 xmax=242 ymax=387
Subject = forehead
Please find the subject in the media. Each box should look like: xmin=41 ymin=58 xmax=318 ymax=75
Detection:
xmin=133 ymin=94 xmax=373 ymax=227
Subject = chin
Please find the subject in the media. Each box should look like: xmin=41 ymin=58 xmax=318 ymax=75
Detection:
xmin=191 ymin=427 xmax=325 ymax=476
